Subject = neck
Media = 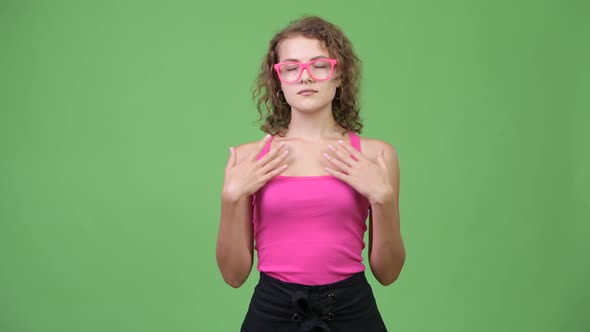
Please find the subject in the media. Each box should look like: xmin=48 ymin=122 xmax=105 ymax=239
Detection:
xmin=286 ymin=106 xmax=344 ymax=139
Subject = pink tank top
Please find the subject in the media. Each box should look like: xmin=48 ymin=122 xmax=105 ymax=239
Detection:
xmin=252 ymin=131 xmax=371 ymax=285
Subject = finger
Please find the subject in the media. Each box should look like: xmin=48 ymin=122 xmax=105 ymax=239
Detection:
xmin=258 ymin=142 xmax=286 ymax=167
xmin=328 ymin=144 xmax=355 ymax=167
xmin=338 ymin=140 xmax=365 ymax=162
xmin=378 ymin=150 xmax=387 ymax=168
xmin=262 ymin=164 xmax=288 ymax=181
xmin=226 ymin=147 xmax=236 ymax=169
xmin=324 ymin=167 xmax=349 ymax=182
xmin=261 ymin=148 xmax=289 ymax=174
xmin=252 ymin=134 xmax=272 ymax=161
xmin=323 ymin=152 xmax=352 ymax=173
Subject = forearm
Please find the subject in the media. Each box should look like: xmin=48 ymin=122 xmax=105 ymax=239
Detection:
xmin=216 ymin=193 xmax=254 ymax=288
xmin=368 ymin=196 xmax=406 ymax=286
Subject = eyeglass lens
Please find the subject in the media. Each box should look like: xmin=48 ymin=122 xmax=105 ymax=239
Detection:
xmin=277 ymin=60 xmax=334 ymax=83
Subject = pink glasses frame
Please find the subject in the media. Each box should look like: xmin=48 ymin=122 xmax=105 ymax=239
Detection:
xmin=273 ymin=58 xmax=338 ymax=83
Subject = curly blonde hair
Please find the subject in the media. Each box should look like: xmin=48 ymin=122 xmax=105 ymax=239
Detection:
xmin=253 ymin=15 xmax=363 ymax=136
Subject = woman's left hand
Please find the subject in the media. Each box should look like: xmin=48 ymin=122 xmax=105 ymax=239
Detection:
xmin=323 ymin=140 xmax=394 ymax=205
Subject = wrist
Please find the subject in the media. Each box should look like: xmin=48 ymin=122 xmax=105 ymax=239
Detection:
xmin=221 ymin=189 xmax=247 ymax=203
xmin=369 ymin=188 xmax=395 ymax=206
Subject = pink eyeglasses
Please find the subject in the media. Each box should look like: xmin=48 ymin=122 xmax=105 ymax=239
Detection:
xmin=273 ymin=58 xmax=337 ymax=83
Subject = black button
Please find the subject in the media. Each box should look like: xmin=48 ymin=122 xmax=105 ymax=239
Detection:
xmin=328 ymin=293 xmax=336 ymax=301
xmin=292 ymin=313 xmax=300 ymax=321
xmin=328 ymin=312 xmax=335 ymax=320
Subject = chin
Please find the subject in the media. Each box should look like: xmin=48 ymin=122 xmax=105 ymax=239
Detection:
xmin=291 ymin=106 xmax=323 ymax=114
xmin=289 ymin=101 xmax=332 ymax=114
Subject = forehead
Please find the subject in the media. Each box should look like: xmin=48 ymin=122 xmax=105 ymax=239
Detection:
xmin=277 ymin=36 xmax=330 ymax=61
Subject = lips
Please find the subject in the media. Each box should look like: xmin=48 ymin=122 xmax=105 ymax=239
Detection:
xmin=298 ymin=89 xmax=318 ymax=94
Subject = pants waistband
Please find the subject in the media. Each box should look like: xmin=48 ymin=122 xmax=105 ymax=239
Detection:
xmin=259 ymin=271 xmax=367 ymax=292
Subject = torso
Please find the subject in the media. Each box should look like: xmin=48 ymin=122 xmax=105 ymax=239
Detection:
xmin=250 ymin=130 xmax=373 ymax=285
xmin=232 ymin=131 xmax=394 ymax=285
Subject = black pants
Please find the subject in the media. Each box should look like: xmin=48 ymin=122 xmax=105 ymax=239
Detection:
xmin=240 ymin=271 xmax=388 ymax=332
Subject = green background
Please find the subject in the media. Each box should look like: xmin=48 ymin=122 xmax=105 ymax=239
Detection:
xmin=1 ymin=0 xmax=588 ymax=331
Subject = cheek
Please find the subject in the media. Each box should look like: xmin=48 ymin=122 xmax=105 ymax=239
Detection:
xmin=281 ymin=85 xmax=298 ymax=97
xmin=281 ymin=87 xmax=301 ymax=103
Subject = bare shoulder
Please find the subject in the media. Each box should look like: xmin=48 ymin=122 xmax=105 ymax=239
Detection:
xmin=359 ymin=136 xmax=400 ymax=191
xmin=233 ymin=136 xmax=269 ymax=164
xmin=359 ymin=136 xmax=399 ymax=162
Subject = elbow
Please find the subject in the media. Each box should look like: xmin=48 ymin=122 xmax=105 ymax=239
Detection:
xmin=223 ymin=275 xmax=247 ymax=288
xmin=218 ymin=267 xmax=249 ymax=288
xmin=218 ymin=267 xmax=250 ymax=288
xmin=217 ymin=257 xmax=251 ymax=288
xmin=216 ymin=249 xmax=253 ymax=288
xmin=373 ymin=252 xmax=406 ymax=286
xmin=377 ymin=272 xmax=400 ymax=286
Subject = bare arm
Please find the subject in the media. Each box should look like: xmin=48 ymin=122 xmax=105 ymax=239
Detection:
xmin=368 ymin=142 xmax=406 ymax=286
xmin=216 ymin=190 xmax=254 ymax=288
xmin=215 ymin=136 xmax=288 ymax=288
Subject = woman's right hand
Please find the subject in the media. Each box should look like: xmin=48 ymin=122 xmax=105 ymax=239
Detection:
xmin=222 ymin=135 xmax=289 ymax=202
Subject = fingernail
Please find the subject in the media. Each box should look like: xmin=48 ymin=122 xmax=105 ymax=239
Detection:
xmin=338 ymin=140 xmax=344 ymax=144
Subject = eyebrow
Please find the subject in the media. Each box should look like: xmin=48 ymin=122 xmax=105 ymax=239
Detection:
xmin=280 ymin=55 xmax=330 ymax=62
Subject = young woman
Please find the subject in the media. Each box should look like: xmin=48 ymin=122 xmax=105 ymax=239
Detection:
xmin=216 ymin=15 xmax=406 ymax=332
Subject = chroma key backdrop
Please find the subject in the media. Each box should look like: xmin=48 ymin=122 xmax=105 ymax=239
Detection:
xmin=1 ymin=1 xmax=588 ymax=331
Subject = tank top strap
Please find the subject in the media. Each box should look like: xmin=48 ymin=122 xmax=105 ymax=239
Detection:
xmin=348 ymin=131 xmax=361 ymax=152
xmin=256 ymin=135 xmax=274 ymax=160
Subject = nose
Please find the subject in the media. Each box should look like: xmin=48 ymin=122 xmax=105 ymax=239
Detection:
xmin=299 ymin=67 xmax=313 ymax=82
